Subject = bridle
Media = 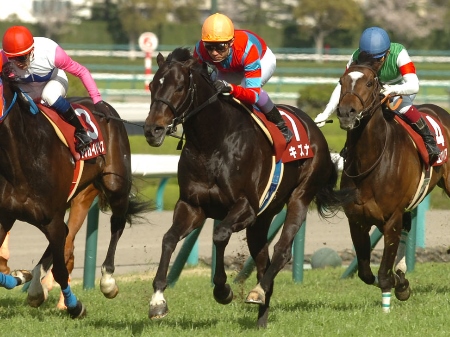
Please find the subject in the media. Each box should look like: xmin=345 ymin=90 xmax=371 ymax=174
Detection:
xmin=339 ymin=64 xmax=390 ymax=179
xmin=338 ymin=64 xmax=384 ymax=128
xmin=150 ymin=62 xmax=219 ymax=136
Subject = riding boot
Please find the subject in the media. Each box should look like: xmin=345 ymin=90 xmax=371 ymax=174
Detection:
xmin=264 ymin=106 xmax=293 ymax=143
xmin=60 ymin=106 xmax=92 ymax=152
xmin=410 ymin=117 xmax=441 ymax=165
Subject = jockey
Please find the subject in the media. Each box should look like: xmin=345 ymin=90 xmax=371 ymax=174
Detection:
xmin=193 ymin=13 xmax=293 ymax=144
xmin=314 ymin=26 xmax=440 ymax=165
xmin=1 ymin=26 xmax=111 ymax=152
xmin=0 ymin=270 xmax=32 ymax=289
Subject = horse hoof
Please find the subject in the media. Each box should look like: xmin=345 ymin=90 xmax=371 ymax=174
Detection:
xmin=103 ymin=284 xmax=119 ymax=299
xmin=395 ymin=286 xmax=411 ymax=301
xmin=149 ymin=303 xmax=169 ymax=319
xmin=11 ymin=269 xmax=33 ymax=285
xmin=67 ymin=300 xmax=86 ymax=319
xmin=245 ymin=284 xmax=265 ymax=305
xmin=213 ymin=284 xmax=233 ymax=305
xmin=245 ymin=291 xmax=265 ymax=305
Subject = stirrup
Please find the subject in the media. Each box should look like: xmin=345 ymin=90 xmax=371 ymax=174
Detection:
xmin=280 ymin=127 xmax=293 ymax=143
xmin=74 ymin=132 xmax=92 ymax=152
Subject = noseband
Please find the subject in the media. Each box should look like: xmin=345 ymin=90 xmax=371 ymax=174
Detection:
xmin=338 ymin=64 xmax=382 ymax=127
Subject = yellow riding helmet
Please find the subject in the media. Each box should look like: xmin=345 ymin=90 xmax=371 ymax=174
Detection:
xmin=201 ymin=13 xmax=234 ymax=42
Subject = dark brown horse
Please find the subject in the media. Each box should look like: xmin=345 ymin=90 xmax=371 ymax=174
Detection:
xmin=0 ymin=62 xmax=150 ymax=318
xmin=143 ymin=48 xmax=354 ymax=328
xmin=337 ymin=62 xmax=450 ymax=312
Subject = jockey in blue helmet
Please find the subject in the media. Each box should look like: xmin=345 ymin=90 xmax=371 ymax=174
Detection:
xmin=315 ymin=26 xmax=440 ymax=165
xmin=359 ymin=26 xmax=391 ymax=58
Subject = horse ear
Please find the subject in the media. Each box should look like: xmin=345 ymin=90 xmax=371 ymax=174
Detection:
xmin=156 ymin=53 xmax=165 ymax=67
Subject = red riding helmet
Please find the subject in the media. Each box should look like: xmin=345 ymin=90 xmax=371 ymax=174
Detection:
xmin=2 ymin=26 xmax=34 ymax=58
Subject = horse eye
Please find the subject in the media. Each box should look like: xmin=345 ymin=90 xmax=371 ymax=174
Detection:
xmin=176 ymin=85 xmax=184 ymax=92
xmin=366 ymin=81 xmax=373 ymax=87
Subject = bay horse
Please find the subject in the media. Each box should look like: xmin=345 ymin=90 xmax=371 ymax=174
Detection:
xmin=337 ymin=61 xmax=450 ymax=312
xmin=0 ymin=62 xmax=150 ymax=318
xmin=143 ymin=48 xmax=354 ymax=328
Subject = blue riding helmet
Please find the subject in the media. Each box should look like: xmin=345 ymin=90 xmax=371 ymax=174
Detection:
xmin=359 ymin=27 xmax=391 ymax=58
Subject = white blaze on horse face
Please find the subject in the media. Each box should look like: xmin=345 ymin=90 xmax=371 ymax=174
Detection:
xmin=159 ymin=77 xmax=164 ymax=85
xmin=348 ymin=71 xmax=364 ymax=91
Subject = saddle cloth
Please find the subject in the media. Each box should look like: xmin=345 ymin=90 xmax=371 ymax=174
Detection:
xmin=246 ymin=105 xmax=314 ymax=163
xmin=38 ymin=103 xmax=106 ymax=200
xmin=394 ymin=112 xmax=448 ymax=167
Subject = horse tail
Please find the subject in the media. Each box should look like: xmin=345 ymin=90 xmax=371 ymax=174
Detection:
xmin=314 ymin=163 xmax=355 ymax=219
xmin=124 ymin=194 xmax=154 ymax=225
xmin=96 ymin=186 xmax=154 ymax=225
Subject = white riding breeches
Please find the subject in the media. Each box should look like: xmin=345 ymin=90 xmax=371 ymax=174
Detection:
xmin=18 ymin=69 xmax=69 ymax=106
xmin=389 ymin=94 xmax=416 ymax=114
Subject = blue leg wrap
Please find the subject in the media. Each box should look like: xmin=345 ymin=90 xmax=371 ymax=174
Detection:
xmin=51 ymin=96 xmax=71 ymax=114
xmin=62 ymin=285 xmax=78 ymax=308
xmin=0 ymin=272 xmax=18 ymax=289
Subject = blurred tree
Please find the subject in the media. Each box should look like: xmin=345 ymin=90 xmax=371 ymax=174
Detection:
xmin=173 ymin=0 xmax=201 ymax=23
xmin=363 ymin=0 xmax=444 ymax=43
xmin=293 ymin=0 xmax=364 ymax=58
xmin=33 ymin=0 xmax=73 ymax=40
xmin=116 ymin=0 xmax=173 ymax=51
xmin=91 ymin=0 xmax=128 ymax=44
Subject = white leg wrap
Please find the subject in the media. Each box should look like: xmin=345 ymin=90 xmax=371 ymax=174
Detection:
xmin=150 ymin=290 xmax=166 ymax=307
xmin=100 ymin=266 xmax=116 ymax=295
xmin=382 ymin=292 xmax=391 ymax=313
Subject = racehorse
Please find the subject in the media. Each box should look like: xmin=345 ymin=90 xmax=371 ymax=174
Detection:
xmin=337 ymin=61 xmax=450 ymax=312
xmin=0 ymin=62 xmax=150 ymax=318
xmin=143 ymin=47 xmax=354 ymax=328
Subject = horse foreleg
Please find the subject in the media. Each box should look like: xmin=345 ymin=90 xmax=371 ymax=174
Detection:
xmin=27 ymin=245 xmax=53 ymax=307
xmin=46 ymin=215 xmax=85 ymax=318
xmin=0 ymin=231 xmax=10 ymax=274
xmin=349 ymin=220 xmax=377 ymax=285
xmin=244 ymin=215 xmax=272 ymax=328
xmin=149 ymin=201 xmax=205 ymax=320
xmin=213 ymin=199 xmax=257 ymax=305
xmin=53 ymin=185 xmax=98 ymax=310
xmin=378 ymin=212 xmax=404 ymax=313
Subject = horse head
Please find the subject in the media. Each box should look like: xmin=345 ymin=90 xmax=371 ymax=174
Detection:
xmin=337 ymin=62 xmax=383 ymax=130
xmin=144 ymin=48 xmax=215 ymax=147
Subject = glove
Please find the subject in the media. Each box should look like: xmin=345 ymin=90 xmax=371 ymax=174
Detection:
xmin=314 ymin=112 xmax=329 ymax=128
xmin=94 ymin=100 xmax=111 ymax=120
xmin=213 ymin=80 xmax=232 ymax=94
xmin=380 ymin=84 xmax=398 ymax=97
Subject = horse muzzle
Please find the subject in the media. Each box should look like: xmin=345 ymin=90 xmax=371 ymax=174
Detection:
xmin=144 ymin=124 xmax=167 ymax=147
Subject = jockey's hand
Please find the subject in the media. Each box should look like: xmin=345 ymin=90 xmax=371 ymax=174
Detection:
xmin=314 ymin=112 xmax=328 ymax=128
xmin=213 ymin=80 xmax=232 ymax=94
xmin=380 ymin=84 xmax=398 ymax=97
xmin=94 ymin=100 xmax=111 ymax=120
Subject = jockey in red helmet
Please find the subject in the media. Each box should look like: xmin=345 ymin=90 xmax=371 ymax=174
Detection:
xmin=315 ymin=26 xmax=440 ymax=164
xmin=1 ymin=26 xmax=111 ymax=153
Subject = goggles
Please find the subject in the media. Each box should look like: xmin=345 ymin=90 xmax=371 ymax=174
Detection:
xmin=10 ymin=52 xmax=33 ymax=67
xmin=204 ymin=42 xmax=229 ymax=53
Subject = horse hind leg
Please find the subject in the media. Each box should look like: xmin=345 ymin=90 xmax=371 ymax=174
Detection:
xmin=98 ymin=213 xmax=125 ymax=299
xmin=393 ymin=215 xmax=412 ymax=301
xmin=0 ymin=231 xmax=10 ymax=274
xmin=212 ymin=199 xmax=257 ymax=306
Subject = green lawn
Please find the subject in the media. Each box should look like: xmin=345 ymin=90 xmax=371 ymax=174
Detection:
xmin=1 ymin=264 xmax=450 ymax=336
